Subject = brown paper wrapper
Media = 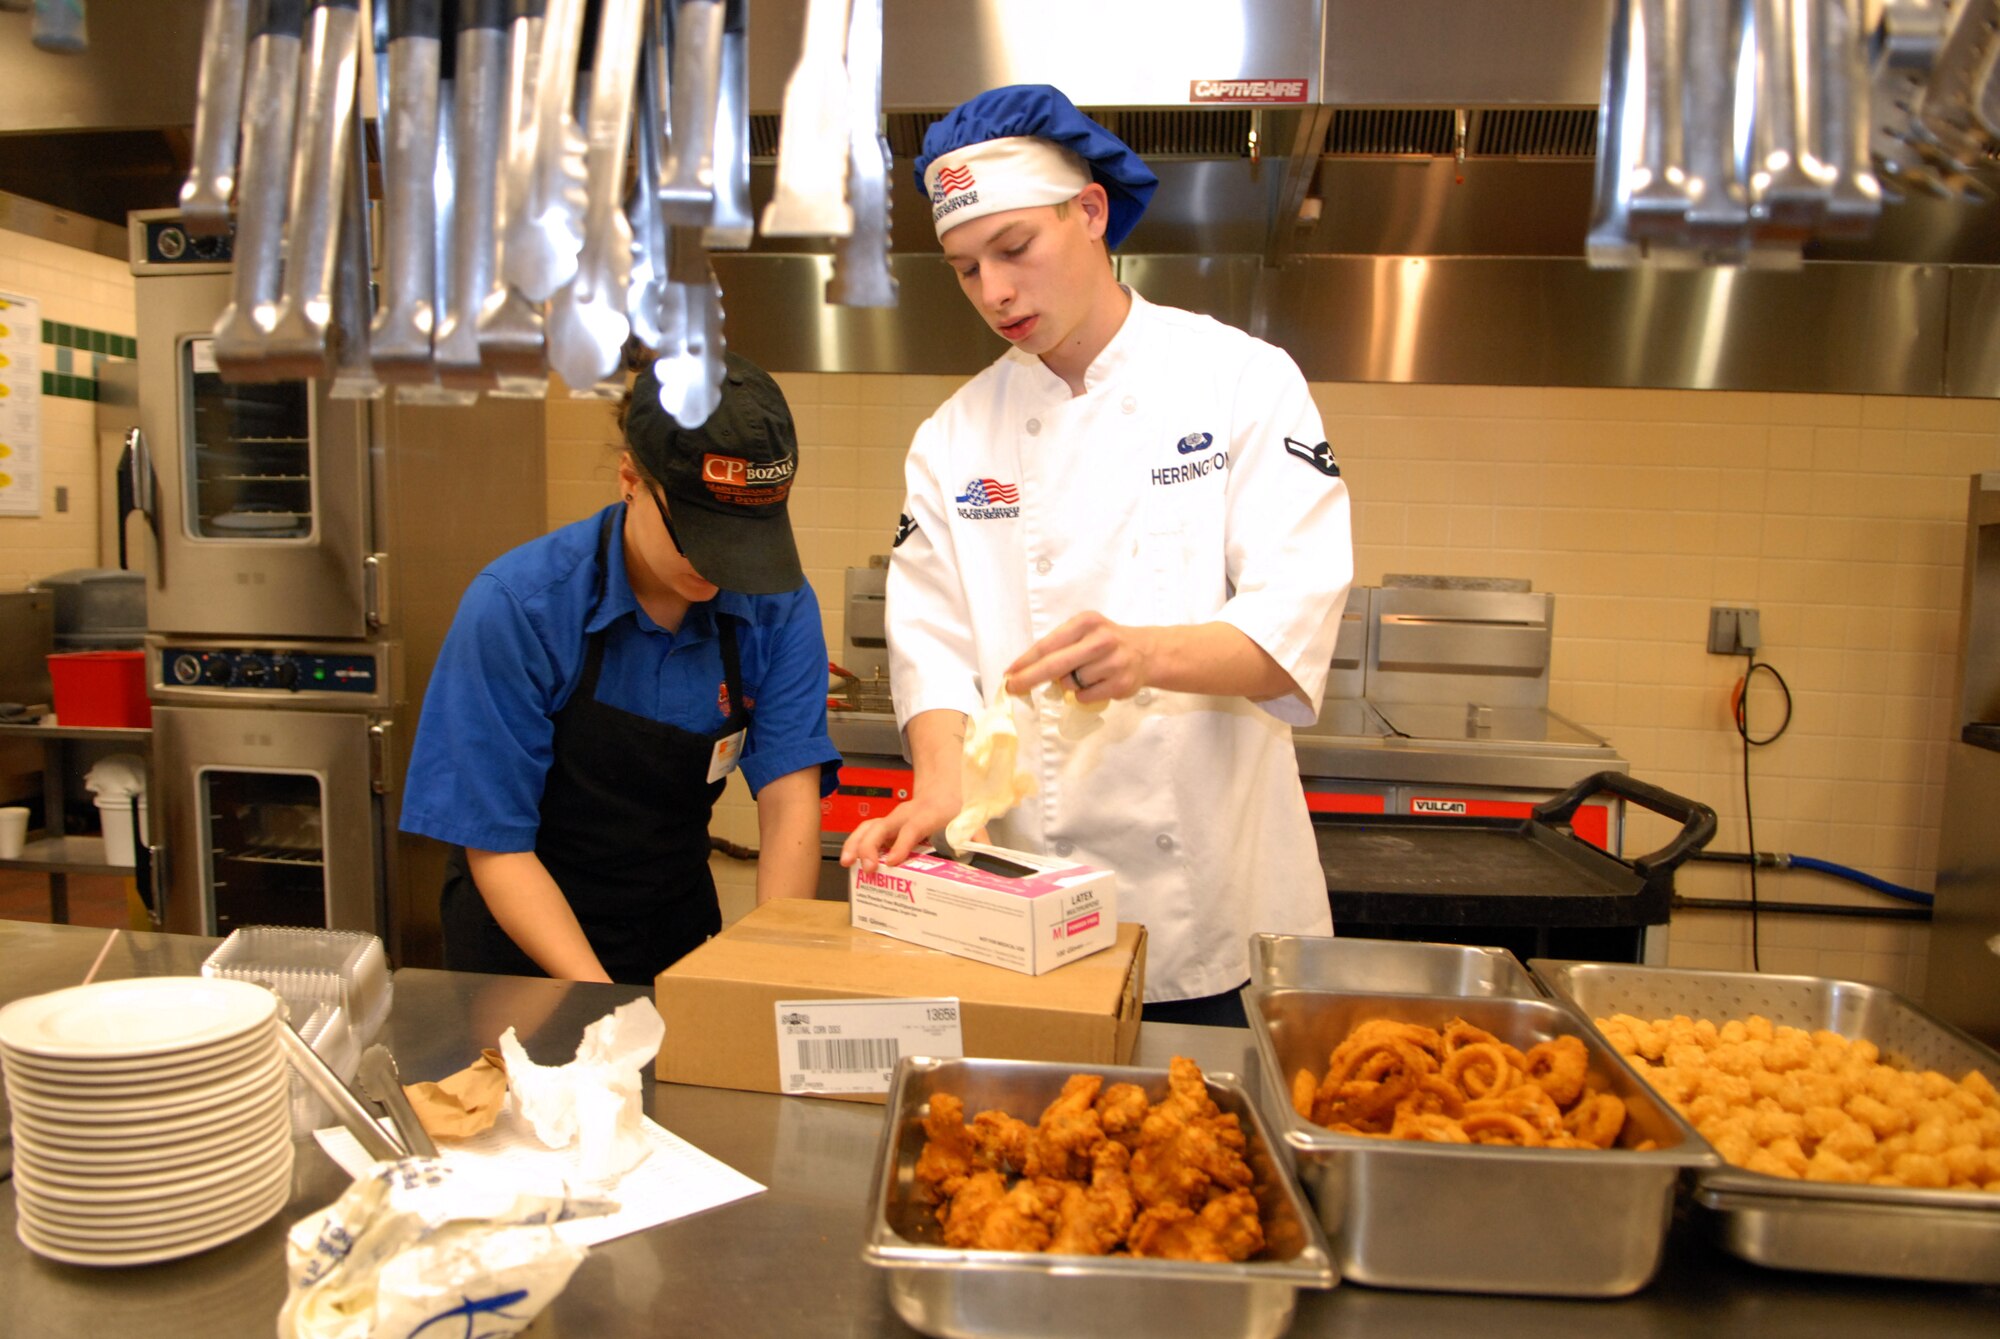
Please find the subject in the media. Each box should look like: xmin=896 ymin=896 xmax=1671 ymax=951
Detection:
xmin=402 ymin=1048 xmax=509 ymax=1141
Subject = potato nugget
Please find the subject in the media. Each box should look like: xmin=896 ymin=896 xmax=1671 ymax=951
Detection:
xmin=1593 ymin=1009 xmax=2000 ymax=1194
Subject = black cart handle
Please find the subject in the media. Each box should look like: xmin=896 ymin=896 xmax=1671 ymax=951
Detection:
xmin=1533 ymin=771 xmax=1717 ymax=876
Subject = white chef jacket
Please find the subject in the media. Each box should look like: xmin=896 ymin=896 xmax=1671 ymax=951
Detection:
xmin=887 ymin=289 xmax=1354 ymax=1001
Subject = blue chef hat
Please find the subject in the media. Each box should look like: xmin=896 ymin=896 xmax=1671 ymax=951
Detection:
xmin=913 ymin=85 xmax=1160 ymax=249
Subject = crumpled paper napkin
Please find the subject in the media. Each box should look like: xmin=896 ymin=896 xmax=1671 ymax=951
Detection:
xmin=498 ymin=998 xmax=666 ymax=1186
xmin=278 ymin=1159 xmax=590 ymax=1339
xmin=402 ymin=1048 xmax=509 ymax=1140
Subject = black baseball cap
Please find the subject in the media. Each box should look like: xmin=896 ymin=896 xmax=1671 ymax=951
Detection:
xmin=624 ymin=353 xmax=805 ymax=595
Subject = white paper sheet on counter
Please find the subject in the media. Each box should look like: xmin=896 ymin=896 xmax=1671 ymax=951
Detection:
xmin=313 ymin=1110 xmax=764 ymax=1248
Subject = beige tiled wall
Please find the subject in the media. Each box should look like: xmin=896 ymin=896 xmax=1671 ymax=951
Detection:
xmin=1315 ymin=383 xmax=1998 ymax=995
xmin=549 ymin=374 xmax=2000 ymax=978
xmin=0 ymin=231 xmax=135 ymax=590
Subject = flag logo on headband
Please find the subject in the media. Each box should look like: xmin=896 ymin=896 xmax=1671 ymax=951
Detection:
xmin=935 ymin=165 xmax=975 ymax=193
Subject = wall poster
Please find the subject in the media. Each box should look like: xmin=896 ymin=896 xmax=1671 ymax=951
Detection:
xmin=0 ymin=291 xmax=40 ymax=517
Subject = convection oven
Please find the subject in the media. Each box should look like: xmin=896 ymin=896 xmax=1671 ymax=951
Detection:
xmin=119 ymin=210 xmax=547 ymax=963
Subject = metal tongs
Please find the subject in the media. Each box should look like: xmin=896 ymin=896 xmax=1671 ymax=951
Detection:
xmin=278 ymin=1023 xmax=438 ymax=1160
xmin=357 ymin=1043 xmax=441 ymax=1158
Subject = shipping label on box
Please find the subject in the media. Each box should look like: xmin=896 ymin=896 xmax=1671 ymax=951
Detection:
xmin=849 ymin=843 xmax=1117 ymax=975
xmin=773 ymin=996 xmax=964 ymax=1096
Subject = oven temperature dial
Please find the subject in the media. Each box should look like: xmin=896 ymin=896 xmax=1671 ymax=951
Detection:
xmin=170 ymin=652 xmax=203 ymax=685
xmin=235 ymin=656 xmax=268 ymax=687
xmin=270 ymin=656 xmax=301 ymax=690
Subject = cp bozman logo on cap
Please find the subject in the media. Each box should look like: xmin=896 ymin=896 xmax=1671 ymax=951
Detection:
xmin=702 ymin=454 xmax=795 ymax=487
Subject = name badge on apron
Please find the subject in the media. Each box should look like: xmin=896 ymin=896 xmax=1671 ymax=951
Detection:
xmin=707 ymin=729 xmax=747 ymax=784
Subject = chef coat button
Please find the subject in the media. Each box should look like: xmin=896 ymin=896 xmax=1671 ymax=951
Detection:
xmin=1155 ymin=833 xmax=1175 ymax=852
xmin=1054 ymin=840 xmax=1074 ymax=857
xmin=1134 ymin=688 xmax=1154 ymax=706
xmin=1035 ymin=557 xmax=1052 ymax=575
xmin=1121 ymin=397 xmax=1137 ymax=415
xmin=1026 ymin=418 xmax=1041 ymax=435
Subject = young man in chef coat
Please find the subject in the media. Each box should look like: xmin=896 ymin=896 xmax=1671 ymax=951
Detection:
xmin=841 ymin=85 xmax=1353 ymax=1025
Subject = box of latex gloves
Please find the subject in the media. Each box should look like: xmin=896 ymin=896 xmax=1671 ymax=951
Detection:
xmin=849 ymin=841 xmax=1118 ymax=975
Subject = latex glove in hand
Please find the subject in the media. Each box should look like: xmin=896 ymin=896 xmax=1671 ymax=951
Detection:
xmin=945 ymin=687 xmax=1034 ymax=853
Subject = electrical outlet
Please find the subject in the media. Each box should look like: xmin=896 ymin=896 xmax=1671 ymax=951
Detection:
xmin=1708 ymin=605 xmax=1761 ymax=654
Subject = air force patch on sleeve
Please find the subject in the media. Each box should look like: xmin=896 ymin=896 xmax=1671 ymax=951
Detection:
xmin=893 ymin=512 xmax=918 ymax=547
xmin=1284 ymin=437 xmax=1340 ymax=478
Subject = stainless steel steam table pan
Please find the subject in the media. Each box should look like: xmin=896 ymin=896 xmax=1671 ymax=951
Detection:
xmin=1243 ymin=985 xmax=1718 ymax=1297
xmin=1248 ymin=932 xmax=1540 ymax=998
xmin=1532 ymin=959 xmax=2000 ymax=1284
xmin=862 ymin=1056 xmax=1337 ymax=1339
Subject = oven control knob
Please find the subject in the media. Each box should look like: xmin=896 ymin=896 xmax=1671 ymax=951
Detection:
xmin=236 ymin=657 xmax=268 ymax=687
xmin=171 ymin=653 xmax=202 ymax=685
xmin=201 ymin=654 xmax=233 ymax=685
xmin=271 ymin=657 xmax=301 ymax=690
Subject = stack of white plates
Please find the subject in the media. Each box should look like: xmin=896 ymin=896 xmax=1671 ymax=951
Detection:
xmin=0 ymin=976 xmax=295 ymax=1266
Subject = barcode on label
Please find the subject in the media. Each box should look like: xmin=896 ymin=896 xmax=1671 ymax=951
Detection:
xmin=795 ymin=1036 xmax=900 ymax=1073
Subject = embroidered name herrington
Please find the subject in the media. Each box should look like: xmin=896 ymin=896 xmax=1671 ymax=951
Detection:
xmin=953 ymin=477 xmax=1020 ymax=519
xmin=1151 ymin=450 xmax=1229 ymax=487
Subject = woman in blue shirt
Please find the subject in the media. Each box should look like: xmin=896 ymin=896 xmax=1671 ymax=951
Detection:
xmin=402 ymin=355 xmax=841 ymax=985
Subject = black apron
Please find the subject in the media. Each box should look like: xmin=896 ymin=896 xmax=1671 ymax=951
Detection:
xmin=442 ymin=510 xmax=750 ymax=986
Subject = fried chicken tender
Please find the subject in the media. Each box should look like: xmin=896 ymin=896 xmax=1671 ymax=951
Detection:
xmin=1095 ymin=1081 xmax=1152 ymax=1144
xmin=1130 ymin=1102 xmax=1254 ymax=1210
xmin=1023 ymin=1073 xmax=1105 ymax=1180
xmin=1047 ymin=1140 xmax=1137 ymax=1256
xmin=915 ymin=1093 xmax=987 ymax=1202
xmin=940 ymin=1169 xmax=1065 ymax=1252
xmin=913 ymin=1057 xmax=1269 ymax=1258
xmin=1127 ymin=1189 xmax=1266 ymax=1263
xmin=1156 ymin=1055 xmax=1224 ymax=1123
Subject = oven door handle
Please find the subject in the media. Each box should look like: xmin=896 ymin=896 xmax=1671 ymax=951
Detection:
xmin=364 ymin=552 xmax=388 ymax=629
xmin=368 ymin=720 xmax=392 ymax=794
xmin=118 ymin=427 xmax=159 ymax=574
xmin=137 ymin=837 xmax=168 ymax=929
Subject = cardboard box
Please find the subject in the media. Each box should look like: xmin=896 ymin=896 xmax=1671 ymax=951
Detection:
xmin=656 ymin=899 xmax=1145 ymax=1101
xmin=848 ymin=842 xmax=1117 ymax=975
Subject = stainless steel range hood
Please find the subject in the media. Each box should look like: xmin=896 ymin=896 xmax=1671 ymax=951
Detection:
xmin=717 ymin=0 xmax=2000 ymax=398
xmin=6 ymin=0 xmax=1996 ymax=396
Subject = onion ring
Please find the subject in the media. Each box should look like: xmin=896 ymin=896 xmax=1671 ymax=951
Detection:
xmin=1442 ymin=1042 xmax=1517 ymax=1099
xmin=1524 ymin=1035 xmax=1591 ymax=1106
xmin=1390 ymin=1111 xmax=1473 ymax=1143
xmin=1459 ymin=1110 xmax=1544 ymax=1146
xmin=1395 ymin=1075 xmax=1469 ymax=1120
xmin=1563 ymin=1092 xmax=1628 ymax=1149
xmin=1465 ymin=1084 xmax=1565 ymax=1139
xmin=1290 ymin=1068 xmax=1318 ymax=1120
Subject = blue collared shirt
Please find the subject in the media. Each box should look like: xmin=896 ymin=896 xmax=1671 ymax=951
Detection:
xmin=401 ymin=504 xmax=841 ymax=854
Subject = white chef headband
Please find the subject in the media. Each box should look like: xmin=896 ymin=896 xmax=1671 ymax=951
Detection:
xmin=923 ymin=136 xmax=1092 ymax=238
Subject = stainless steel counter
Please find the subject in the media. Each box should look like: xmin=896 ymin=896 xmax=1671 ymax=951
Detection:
xmin=3 ymin=920 xmax=1995 ymax=1338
